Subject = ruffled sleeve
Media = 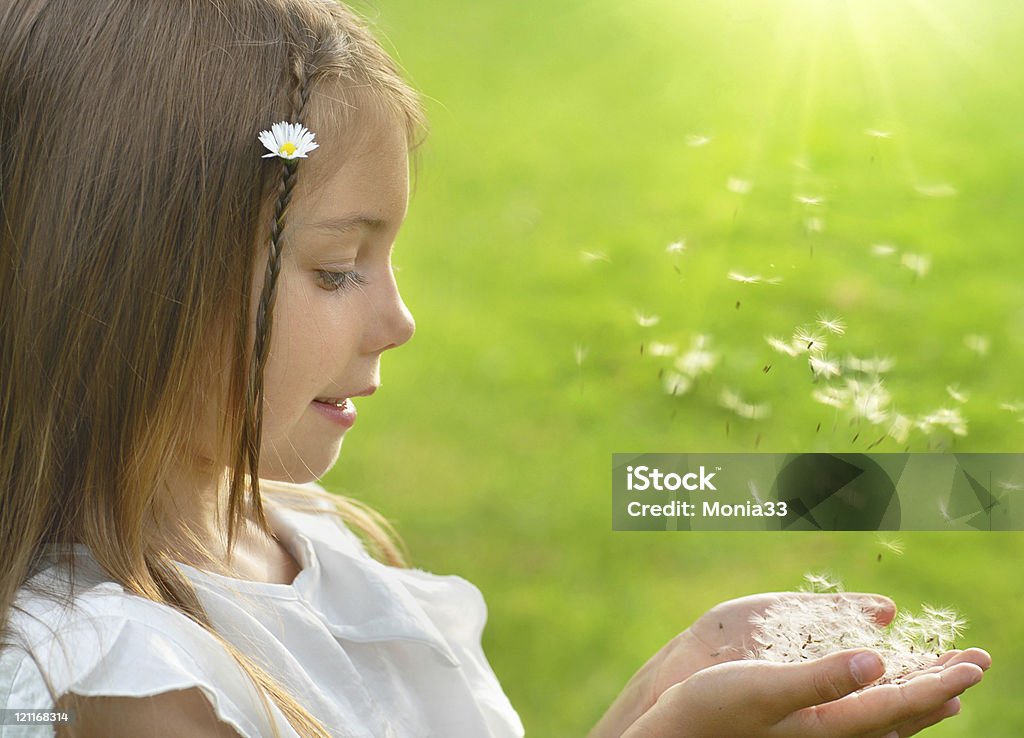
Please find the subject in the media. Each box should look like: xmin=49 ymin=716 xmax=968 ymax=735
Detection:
xmin=2 ymin=580 xmax=294 ymax=738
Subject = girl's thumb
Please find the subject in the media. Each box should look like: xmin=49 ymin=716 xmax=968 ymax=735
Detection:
xmin=775 ymin=649 xmax=885 ymax=711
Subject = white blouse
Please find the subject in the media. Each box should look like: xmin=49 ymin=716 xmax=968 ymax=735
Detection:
xmin=0 ymin=487 xmax=525 ymax=738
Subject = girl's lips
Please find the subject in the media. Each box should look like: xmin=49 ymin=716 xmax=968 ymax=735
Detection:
xmin=312 ymin=398 xmax=356 ymax=428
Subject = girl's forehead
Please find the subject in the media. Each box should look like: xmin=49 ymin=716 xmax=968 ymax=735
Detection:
xmin=288 ymin=109 xmax=409 ymax=234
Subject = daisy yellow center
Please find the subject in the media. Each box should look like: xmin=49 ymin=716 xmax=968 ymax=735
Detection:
xmin=279 ymin=142 xmax=297 ymax=156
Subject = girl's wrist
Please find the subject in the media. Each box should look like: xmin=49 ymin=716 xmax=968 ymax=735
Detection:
xmin=586 ymin=637 xmax=671 ymax=738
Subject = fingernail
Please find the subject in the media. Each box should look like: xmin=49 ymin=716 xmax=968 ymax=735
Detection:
xmin=850 ymin=652 xmax=884 ymax=685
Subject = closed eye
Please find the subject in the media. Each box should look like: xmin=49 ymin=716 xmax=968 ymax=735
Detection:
xmin=316 ymin=270 xmax=369 ymax=293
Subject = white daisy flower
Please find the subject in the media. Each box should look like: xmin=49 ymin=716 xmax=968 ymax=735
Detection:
xmin=258 ymin=121 xmax=319 ymax=160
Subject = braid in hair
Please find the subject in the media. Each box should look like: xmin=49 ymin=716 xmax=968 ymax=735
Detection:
xmin=245 ymin=55 xmax=314 ymax=526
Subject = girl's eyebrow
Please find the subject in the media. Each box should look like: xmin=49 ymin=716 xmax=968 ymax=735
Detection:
xmin=305 ymin=214 xmax=388 ymax=235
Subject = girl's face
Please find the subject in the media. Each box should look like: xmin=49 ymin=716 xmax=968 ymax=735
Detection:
xmin=247 ymin=110 xmax=415 ymax=482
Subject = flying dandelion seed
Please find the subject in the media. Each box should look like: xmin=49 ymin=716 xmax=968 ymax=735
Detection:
xmin=865 ymin=128 xmax=893 ymax=138
xmin=573 ymin=344 xmax=588 ymax=366
xmin=876 ymin=535 xmax=905 ymax=556
xmin=845 ymin=378 xmax=892 ymax=424
xmin=918 ymin=407 xmax=968 ymax=437
xmin=686 ymin=134 xmax=712 ymax=147
xmin=844 ymin=355 xmax=896 ymax=375
xmin=792 ymin=327 xmax=827 ymax=354
xmin=728 ymin=271 xmax=782 ymax=285
xmin=801 ymin=572 xmax=842 ymax=593
xmin=647 ymin=341 xmax=678 ymax=357
xmin=900 ymin=252 xmax=932 ymax=279
xmin=816 ymin=313 xmax=846 ymax=335
xmin=964 ymin=334 xmax=990 ymax=356
xmin=999 ymin=401 xmax=1024 ymax=413
xmin=662 ymin=371 xmax=693 ymax=397
xmin=997 ymin=479 xmax=1024 ymax=492
xmin=719 ymin=387 xmax=771 ymax=420
xmin=870 ymin=243 xmax=898 ymax=257
xmin=634 ymin=311 xmax=660 ymax=328
xmin=766 ymin=336 xmax=802 ymax=357
xmin=915 ymin=183 xmax=958 ymax=198
xmin=794 ymin=194 xmax=825 ymax=206
xmin=812 ymin=387 xmax=848 ymax=410
xmin=579 ymin=250 xmax=611 ymax=264
xmin=946 ymin=384 xmax=969 ymax=404
xmin=665 ymin=240 xmax=687 ymax=255
xmin=748 ymin=480 xmax=764 ymax=505
xmin=675 ymin=335 xmax=719 ymax=377
xmin=804 ymin=216 xmax=825 ymax=233
xmin=887 ymin=414 xmax=913 ymax=445
xmin=727 ymin=177 xmax=753 ymax=194
xmin=809 ymin=354 xmax=841 ymax=379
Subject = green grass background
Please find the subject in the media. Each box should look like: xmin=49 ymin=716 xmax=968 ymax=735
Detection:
xmin=323 ymin=1 xmax=1024 ymax=735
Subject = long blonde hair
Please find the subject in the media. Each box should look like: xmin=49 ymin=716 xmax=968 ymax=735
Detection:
xmin=0 ymin=1 xmax=425 ymax=735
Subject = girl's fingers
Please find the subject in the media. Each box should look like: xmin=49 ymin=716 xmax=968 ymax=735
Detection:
xmin=781 ymin=662 xmax=983 ymax=737
xmin=894 ymin=697 xmax=961 ymax=737
xmin=766 ymin=649 xmax=886 ymax=716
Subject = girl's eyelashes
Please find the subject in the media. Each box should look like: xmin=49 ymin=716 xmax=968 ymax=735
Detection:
xmin=316 ymin=269 xmax=369 ymax=293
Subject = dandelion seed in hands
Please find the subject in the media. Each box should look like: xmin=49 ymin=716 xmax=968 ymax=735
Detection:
xmin=747 ymin=574 xmax=968 ymax=686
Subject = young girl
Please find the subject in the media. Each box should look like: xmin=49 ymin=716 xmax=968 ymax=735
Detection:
xmin=0 ymin=1 xmax=990 ymax=736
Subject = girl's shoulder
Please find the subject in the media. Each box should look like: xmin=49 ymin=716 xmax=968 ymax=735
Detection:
xmin=3 ymin=570 xmax=282 ymax=737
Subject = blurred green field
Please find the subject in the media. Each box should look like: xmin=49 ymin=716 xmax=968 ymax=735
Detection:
xmin=325 ymin=1 xmax=1024 ymax=735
